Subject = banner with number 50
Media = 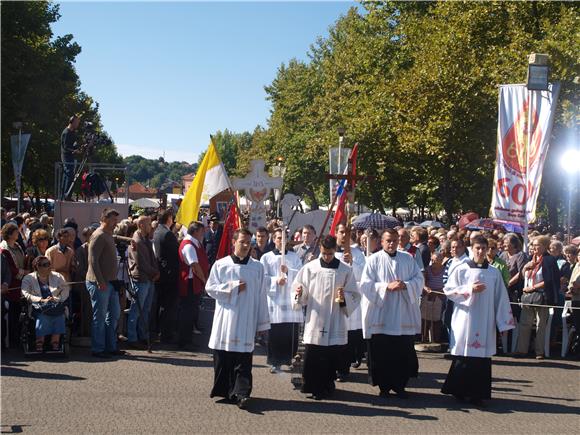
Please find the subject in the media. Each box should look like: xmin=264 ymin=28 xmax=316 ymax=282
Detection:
xmin=490 ymin=83 xmax=560 ymax=224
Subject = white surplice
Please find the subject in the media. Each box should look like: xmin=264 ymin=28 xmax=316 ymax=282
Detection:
xmin=360 ymin=250 xmax=424 ymax=339
xmin=444 ymin=261 xmax=515 ymax=358
xmin=336 ymin=247 xmax=366 ymax=331
xmin=292 ymin=259 xmax=360 ymax=346
xmin=260 ymin=250 xmax=304 ymax=324
xmin=206 ymin=256 xmax=270 ymax=353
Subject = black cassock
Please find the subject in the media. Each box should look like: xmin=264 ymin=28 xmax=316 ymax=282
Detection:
xmin=267 ymin=322 xmax=300 ymax=367
xmin=210 ymin=350 xmax=253 ymax=400
xmin=367 ymin=334 xmax=418 ymax=393
xmin=441 ymin=356 xmax=492 ymax=400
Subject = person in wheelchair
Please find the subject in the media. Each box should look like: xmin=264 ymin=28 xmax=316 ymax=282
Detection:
xmin=21 ymin=256 xmax=70 ymax=352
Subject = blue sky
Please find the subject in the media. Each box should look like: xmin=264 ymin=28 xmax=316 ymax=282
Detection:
xmin=51 ymin=1 xmax=357 ymax=163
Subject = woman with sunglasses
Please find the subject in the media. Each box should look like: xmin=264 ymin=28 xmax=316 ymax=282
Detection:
xmin=21 ymin=256 xmax=70 ymax=352
xmin=24 ymin=229 xmax=51 ymax=271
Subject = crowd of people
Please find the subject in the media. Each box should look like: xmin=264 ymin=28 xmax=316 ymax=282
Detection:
xmin=1 ymin=205 xmax=579 ymax=410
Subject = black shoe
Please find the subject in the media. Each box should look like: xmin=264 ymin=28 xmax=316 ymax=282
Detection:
xmin=237 ymin=396 xmax=250 ymax=409
xmin=92 ymin=351 xmax=111 ymax=359
xmin=453 ymin=394 xmax=466 ymax=402
xmin=393 ymin=389 xmax=408 ymax=399
xmin=469 ymin=397 xmax=484 ymax=407
xmin=308 ymin=394 xmax=323 ymax=401
xmin=379 ymin=390 xmax=390 ymax=398
xmin=336 ymin=373 xmax=348 ymax=382
xmin=351 ymin=360 xmax=361 ymax=369
xmin=128 ymin=342 xmax=147 ymax=350
xmin=110 ymin=349 xmax=128 ymax=356
xmin=443 ymin=353 xmax=453 ymax=360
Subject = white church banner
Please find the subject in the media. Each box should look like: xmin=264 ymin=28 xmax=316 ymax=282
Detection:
xmin=490 ymin=83 xmax=560 ymax=224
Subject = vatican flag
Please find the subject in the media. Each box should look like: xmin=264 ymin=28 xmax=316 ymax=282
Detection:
xmin=176 ymin=140 xmax=230 ymax=226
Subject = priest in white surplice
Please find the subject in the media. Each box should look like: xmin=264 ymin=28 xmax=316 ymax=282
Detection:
xmin=206 ymin=228 xmax=270 ymax=409
xmin=334 ymin=223 xmax=366 ymax=381
xmin=260 ymin=228 xmax=303 ymax=373
xmin=441 ymin=235 xmax=515 ymax=405
xmin=292 ymin=235 xmax=360 ymax=400
xmin=360 ymin=228 xmax=424 ymax=398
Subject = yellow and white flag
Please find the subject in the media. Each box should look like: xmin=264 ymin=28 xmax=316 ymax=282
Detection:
xmin=176 ymin=141 xmax=230 ymax=226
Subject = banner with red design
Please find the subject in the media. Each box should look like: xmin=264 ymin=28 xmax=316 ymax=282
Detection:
xmin=490 ymin=83 xmax=560 ymax=224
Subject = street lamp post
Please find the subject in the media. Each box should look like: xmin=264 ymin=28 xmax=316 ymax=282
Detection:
xmin=560 ymin=148 xmax=580 ymax=244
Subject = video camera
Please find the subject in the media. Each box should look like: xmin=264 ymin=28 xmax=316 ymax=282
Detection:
xmin=79 ymin=121 xmax=112 ymax=156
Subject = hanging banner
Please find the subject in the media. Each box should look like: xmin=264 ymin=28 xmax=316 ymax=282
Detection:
xmin=490 ymin=83 xmax=560 ymax=224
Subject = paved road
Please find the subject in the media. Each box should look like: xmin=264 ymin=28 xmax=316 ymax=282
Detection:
xmin=2 ymin=313 xmax=579 ymax=434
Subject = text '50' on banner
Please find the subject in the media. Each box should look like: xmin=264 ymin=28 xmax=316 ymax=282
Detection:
xmin=490 ymin=83 xmax=560 ymax=225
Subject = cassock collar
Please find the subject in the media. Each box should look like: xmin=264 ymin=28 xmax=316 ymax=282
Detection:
xmin=466 ymin=259 xmax=489 ymax=269
xmin=383 ymin=249 xmax=397 ymax=258
xmin=231 ymin=254 xmax=251 ymax=264
xmin=320 ymin=257 xmax=340 ymax=269
xmin=272 ymin=248 xmax=289 ymax=255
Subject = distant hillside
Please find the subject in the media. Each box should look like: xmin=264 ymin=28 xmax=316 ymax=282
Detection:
xmin=124 ymin=155 xmax=198 ymax=189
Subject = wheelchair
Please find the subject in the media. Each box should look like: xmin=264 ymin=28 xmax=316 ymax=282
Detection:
xmin=20 ymin=297 xmax=71 ymax=358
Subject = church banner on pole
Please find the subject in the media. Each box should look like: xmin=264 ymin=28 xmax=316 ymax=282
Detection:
xmin=490 ymin=83 xmax=560 ymax=224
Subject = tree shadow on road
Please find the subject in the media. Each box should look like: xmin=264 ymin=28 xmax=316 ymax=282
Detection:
xmin=0 ymin=366 xmax=85 ymax=381
xmin=385 ymin=391 xmax=580 ymax=415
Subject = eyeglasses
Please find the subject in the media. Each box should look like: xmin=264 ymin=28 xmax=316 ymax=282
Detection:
xmin=38 ymin=262 xmax=51 ymax=268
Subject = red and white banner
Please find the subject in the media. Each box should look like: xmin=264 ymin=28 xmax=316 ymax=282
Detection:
xmin=490 ymin=83 xmax=560 ymax=224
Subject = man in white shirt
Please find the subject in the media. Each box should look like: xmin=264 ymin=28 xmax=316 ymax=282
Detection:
xmin=360 ymin=228 xmax=424 ymax=398
xmin=177 ymin=221 xmax=208 ymax=349
xmin=206 ymin=228 xmax=270 ymax=409
xmin=441 ymin=235 xmax=514 ymax=405
xmin=293 ymin=235 xmax=360 ymax=400
xmin=260 ymin=228 xmax=303 ymax=373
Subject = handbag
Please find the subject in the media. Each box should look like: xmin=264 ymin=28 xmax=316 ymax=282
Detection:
xmin=33 ymin=300 xmax=66 ymax=317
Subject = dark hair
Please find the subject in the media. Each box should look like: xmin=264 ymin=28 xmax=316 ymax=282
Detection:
xmin=187 ymin=221 xmax=204 ymax=235
xmin=451 ymin=238 xmax=465 ymax=248
xmin=56 ymin=228 xmax=70 ymax=238
xmin=320 ymin=235 xmax=337 ymax=250
xmin=232 ymin=228 xmax=252 ymax=240
xmin=69 ymin=114 xmax=79 ymax=124
xmin=158 ymin=209 xmax=174 ymax=225
xmin=302 ymin=224 xmax=316 ymax=234
xmin=256 ymin=226 xmax=268 ymax=234
xmin=380 ymin=228 xmax=398 ymax=239
xmin=471 ymin=235 xmax=488 ymax=247
xmin=63 ymin=218 xmax=78 ymax=231
xmin=1 ymin=223 xmax=18 ymax=240
xmin=32 ymin=255 xmax=50 ymax=271
xmin=428 ymin=236 xmax=440 ymax=247
xmin=82 ymin=226 xmax=94 ymax=239
xmin=100 ymin=208 xmax=120 ymax=221
xmin=14 ymin=216 xmax=24 ymax=226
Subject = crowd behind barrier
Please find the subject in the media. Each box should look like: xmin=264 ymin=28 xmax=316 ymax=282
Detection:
xmin=1 ymin=205 xmax=579 ymax=376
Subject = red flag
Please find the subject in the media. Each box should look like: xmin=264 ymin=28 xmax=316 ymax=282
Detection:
xmin=216 ymin=201 xmax=240 ymax=260
xmin=330 ymin=144 xmax=358 ymax=236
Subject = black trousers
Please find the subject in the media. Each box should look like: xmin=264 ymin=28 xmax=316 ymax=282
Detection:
xmin=267 ymin=322 xmax=299 ymax=366
xmin=157 ymin=276 xmax=178 ymax=342
xmin=5 ymin=300 xmax=22 ymax=349
xmin=367 ymin=334 xmax=418 ymax=393
xmin=178 ymin=279 xmax=201 ymax=345
xmin=302 ymin=344 xmax=346 ymax=395
xmin=211 ymin=350 xmax=253 ymax=400
xmin=441 ymin=356 xmax=492 ymax=400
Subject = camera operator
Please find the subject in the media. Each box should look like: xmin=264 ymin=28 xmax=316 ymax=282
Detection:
xmin=127 ymin=216 xmax=159 ymax=349
xmin=86 ymin=208 xmax=124 ymax=358
xmin=61 ymin=115 xmax=81 ymax=200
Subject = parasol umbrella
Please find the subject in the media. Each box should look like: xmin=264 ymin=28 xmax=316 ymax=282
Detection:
xmin=420 ymin=220 xmax=444 ymax=228
xmin=458 ymin=212 xmax=479 ymax=229
xmin=404 ymin=221 xmax=419 ymax=228
xmin=352 ymin=213 xmax=400 ymax=230
xmin=465 ymin=218 xmax=504 ymax=231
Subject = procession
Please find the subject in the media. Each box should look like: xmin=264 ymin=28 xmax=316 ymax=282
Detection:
xmin=2 ymin=1 xmax=579 ymax=434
